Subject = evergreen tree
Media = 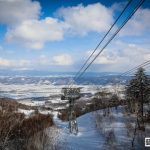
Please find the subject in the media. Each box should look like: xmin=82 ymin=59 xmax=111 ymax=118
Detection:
xmin=126 ymin=67 xmax=150 ymax=121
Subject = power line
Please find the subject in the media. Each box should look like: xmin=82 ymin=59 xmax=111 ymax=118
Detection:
xmin=75 ymin=0 xmax=145 ymax=81
xmin=75 ymin=0 xmax=133 ymax=79
xmin=120 ymin=60 xmax=150 ymax=76
xmin=110 ymin=60 xmax=150 ymax=87
xmin=143 ymin=64 xmax=150 ymax=71
xmin=128 ymin=64 xmax=150 ymax=76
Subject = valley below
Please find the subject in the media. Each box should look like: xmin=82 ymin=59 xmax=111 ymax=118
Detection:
xmin=0 ymin=75 xmax=149 ymax=150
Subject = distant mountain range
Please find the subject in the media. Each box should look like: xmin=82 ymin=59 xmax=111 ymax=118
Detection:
xmin=0 ymin=74 xmax=131 ymax=86
xmin=0 ymin=69 xmax=122 ymax=77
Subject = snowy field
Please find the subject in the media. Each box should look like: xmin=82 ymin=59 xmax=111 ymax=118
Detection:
xmin=0 ymin=75 xmax=126 ymax=100
xmin=0 ymin=82 xmax=125 ymax=101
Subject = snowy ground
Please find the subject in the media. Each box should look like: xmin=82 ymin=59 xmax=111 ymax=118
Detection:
xmin=51 ymin=106 xmax=149 ymax=150
xmin=0 ymin=82 xmax=125 ymax=100
xmin=1 ymin=79 xmax=146 ymax=149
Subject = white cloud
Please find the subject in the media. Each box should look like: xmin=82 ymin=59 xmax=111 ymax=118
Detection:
xmin=0 ymin=58 xmax=11 ymax=66
xmin=144 ymin=53 xmax=150 ymax=61
xmin=3 ymin=2 xmax=114 ymax=49
xmin=52 ymin=54 xmax=73 ymax=65
xmin=0 ymin=0 xmax=68 ymax=49
xmin=37 ymin=54 xmax=73 ymax=66
xmin=119 ymin=8 xmax=150 ymax=36
xmin=0 ymin=0 xmax=40 ymax=26
xmin=95 ymin=55 xmax=117 ymax=65
xmin=56 ymin=3 xmax=113 ymax=35
xmin=86 ymin=50 xmax=117 ymax=65
xmin=0 ymin=0 xmax=150 ymax=50
xmin=5 ymin=18 xmax=68 ymax=49
xmin=19 ymin=59 xmax=31 ymax=66
xmin=38 ymin=55 xmax=49 ymax=65
xmin=0 ymin=57 xmax=31 ymax=67
xmin=86 ymin=41 xmax=150 ymax=71
xmin=0 ymin=53 xmax=73 ymax=69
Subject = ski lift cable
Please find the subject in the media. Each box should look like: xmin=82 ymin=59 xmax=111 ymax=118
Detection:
xmin=120 ymin=60 xmax=150 ymax=76
xmin=75 ymin=0 xmax=145 ymax=81
xmin=74 ymin=0 xmax=134 ymax=79
xmin=119 ymin=62 xmax=150 ymax=78
xmin=110 ymin=60 xmax=150 ymax=88
xmin=67 ymin=0 xmax=134 ymax=89
xmin=68 ymin=0 xmax=143 ymax=88
xmin=143 ymin=64 xmax=150 ymax=70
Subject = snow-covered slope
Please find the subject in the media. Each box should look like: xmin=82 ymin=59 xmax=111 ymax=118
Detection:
xmin=53 ymin=106 xmax=149 ymax=150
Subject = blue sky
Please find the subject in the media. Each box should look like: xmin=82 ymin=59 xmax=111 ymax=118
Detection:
xmin=0 ymin=0 xmax=150 ymax=73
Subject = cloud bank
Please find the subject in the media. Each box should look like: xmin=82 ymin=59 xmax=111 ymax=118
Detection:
xmin=0 ymin=0 xmax=114 ymax=49
xmin=0 ymin=0 xmax=150 ymax=50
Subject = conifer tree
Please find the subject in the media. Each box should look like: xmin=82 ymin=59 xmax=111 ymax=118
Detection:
xmin=126 ymin=67 xmax=150 ymax=123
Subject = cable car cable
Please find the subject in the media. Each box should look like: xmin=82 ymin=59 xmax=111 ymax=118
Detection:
xmin=75 ymin=0 xmax=145 ymax=81
xmin=74 ymin=0 xmax=133 ymax=79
